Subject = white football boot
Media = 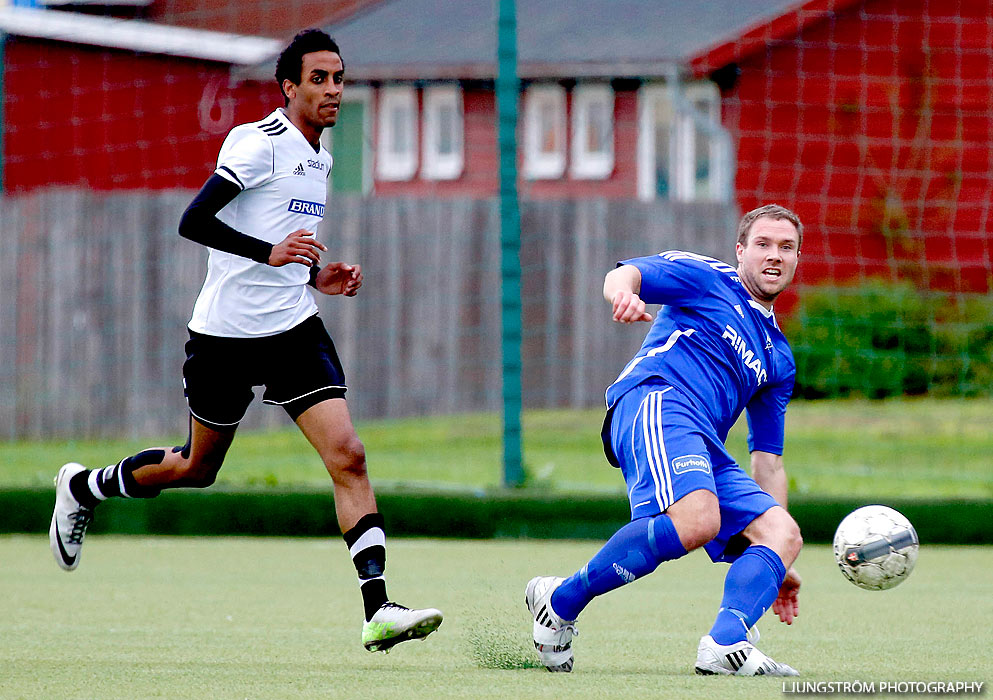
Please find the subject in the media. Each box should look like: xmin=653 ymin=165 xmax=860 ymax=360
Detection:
xmin=50 ymin=463 xmax=95 ymax=572
xmin=525 ymin=576 xmax=578 ymax=672
xmin=361 ymin=602 xmax=443 ymax=652
xmin=695 ymin=634 xmax=799 ymax=676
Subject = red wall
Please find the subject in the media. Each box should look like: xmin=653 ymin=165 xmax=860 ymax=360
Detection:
xmin=723 ymin=0 xmax=993 ymax=294
xmin=3 ymin=38 xmax=279 ymax=192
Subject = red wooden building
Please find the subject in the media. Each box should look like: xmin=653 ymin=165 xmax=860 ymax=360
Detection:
xmin=308 ymin=0 xmax=993 ymax=293
xmin=0 ymin=6 xmax=286 ymax=192
xmin=2 ymin=0 xmax=990 ymax=291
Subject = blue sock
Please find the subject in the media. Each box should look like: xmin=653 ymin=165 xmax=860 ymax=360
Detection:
xmin=709 ymin=545 xmax=787 ymax=645
xmin=550 ymin=515 xmax=687 ymax=621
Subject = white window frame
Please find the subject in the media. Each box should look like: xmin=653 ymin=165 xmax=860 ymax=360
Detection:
xmin=637 ymin=81 xmax=730 ymax=202
xmin=421 ymin=84 xmax=464 ymax=180
xmin=570 ymin=84 xmax=614 ymax=180
xmin=376 ymin=85 xmax=418 ymax=181
xmin=523 ymin=84 xmax=567 ymax=180
xmin=682 ymin=82 xmax=727 ymax=202
xmin=321 ymin=86 xmax=374 ymax=195
xmin=637 ymin=84 xmax=676 ymax=201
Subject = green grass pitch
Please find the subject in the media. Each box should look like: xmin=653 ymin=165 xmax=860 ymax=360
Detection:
xmin=2 ymin=399 xmax=992 ymax=500
xmin=1 ymin=537 xmax=988 ymax=699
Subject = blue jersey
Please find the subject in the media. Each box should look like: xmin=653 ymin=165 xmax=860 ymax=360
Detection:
xmin=605 ymin=251 xmax=795 ymax=455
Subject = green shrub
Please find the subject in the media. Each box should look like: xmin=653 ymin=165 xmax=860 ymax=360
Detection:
xmin=787 ymin=281 xmax=993 ymax=398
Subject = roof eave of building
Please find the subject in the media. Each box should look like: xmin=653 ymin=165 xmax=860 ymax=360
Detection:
xmin=0 ymin=6 xmax=280 ymax=65
xmin=235 ymin=58 xmax=688 ymax=84
xmin=689 ymin=0 xmax=864 ymax=76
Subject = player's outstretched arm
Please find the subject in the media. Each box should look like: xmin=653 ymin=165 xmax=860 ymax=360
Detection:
xmin=313 ymin=262 xmax=363 ymax=296
xmin=603 ymin=265 xmax=653 ymax=323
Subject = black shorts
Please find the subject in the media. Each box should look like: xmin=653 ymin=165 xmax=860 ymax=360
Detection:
xmin=183 ymin=315 xmax=347 ymax=430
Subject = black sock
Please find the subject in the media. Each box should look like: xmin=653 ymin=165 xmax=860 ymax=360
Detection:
xmin=72 ymin=449 xmax=165 ymax=505
xmin=343 ymin=513 xmax=389 ymax=621
xmin=68 ymin=470 xmax=101 ymax=509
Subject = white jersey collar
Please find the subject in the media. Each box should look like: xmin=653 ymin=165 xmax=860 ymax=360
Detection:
xmin=273 ymin=108 xmax=322 ymax=153
xmin=747 ymin=299 xmax=775 ymax=319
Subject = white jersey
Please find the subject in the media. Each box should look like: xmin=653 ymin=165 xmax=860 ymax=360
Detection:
xmin=188 ymin=108 xmax=332 ymax=337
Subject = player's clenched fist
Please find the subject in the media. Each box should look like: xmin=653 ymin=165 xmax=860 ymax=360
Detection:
xmin=611 ymin=290 xmax=653 ymax=324
xmin=269 ymin=229 xmax=328 ymax=267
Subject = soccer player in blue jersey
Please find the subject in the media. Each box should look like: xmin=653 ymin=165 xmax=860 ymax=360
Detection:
xmin=49 ymin=29 xmax=442 ymax=653
xmin=527 ymin=204 xmax=804 ymax=676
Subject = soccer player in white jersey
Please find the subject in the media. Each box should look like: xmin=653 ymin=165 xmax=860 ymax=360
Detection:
xmin=526 ymin=205 xmax=804 ymax=675
xmin=49 ymin=29 xmax=442 ymax=653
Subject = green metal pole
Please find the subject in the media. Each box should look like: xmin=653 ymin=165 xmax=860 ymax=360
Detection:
xmin=496 ymin=0 xmax=524 ymax=487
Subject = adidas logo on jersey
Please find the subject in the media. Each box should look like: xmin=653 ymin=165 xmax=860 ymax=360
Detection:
xmin=257 ymin=117 xmax=287 ymax=136
xmin=293 ymin=163 xmax=306 ymax=176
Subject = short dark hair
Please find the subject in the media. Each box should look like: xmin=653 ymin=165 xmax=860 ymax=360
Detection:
xmin=275 ymin=29 xmax=343 ymax=106
xmin=736 ymin=204 xmax=803 ymax=248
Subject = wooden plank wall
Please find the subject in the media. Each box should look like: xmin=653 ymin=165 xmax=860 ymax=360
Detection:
xmin=0 ymin=191 xmax=737 ymax=439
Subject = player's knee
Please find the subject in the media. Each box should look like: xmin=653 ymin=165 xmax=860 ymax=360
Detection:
xmin=769 ymin=509 xmax=802 ymax=561
xmin=326 ymin=435 xmax=367 ymax=481
xmin=683 ymin=512 xmax=721 ymax=551
xmin=749 ymin=507 xmax=803 ymax=565
xmin=671 ymin=507 xmax=720 ymax=551
xmin=783 ymin=517 xmax=803 ymax=561
xmin=668 ymin=490 xmax=721 ymax=551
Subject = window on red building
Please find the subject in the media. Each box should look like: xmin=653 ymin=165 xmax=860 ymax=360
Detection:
xmin=422 ymin=85 xmax=464 ymax=180
xmin=376 ymin=86 xmax=418 ymax=181
xmin=570 ymin=84 xmax=614 ymax=180
xmin=523 ymin=84 xmax=567 ymax=180
xmin=638 ymin=81 xmax=730 ymax=202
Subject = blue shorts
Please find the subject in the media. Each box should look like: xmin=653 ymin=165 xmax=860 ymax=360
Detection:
xmin=602 ymin=380 xmax=779 ymax=563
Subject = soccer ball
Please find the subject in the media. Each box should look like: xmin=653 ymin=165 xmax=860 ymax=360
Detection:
xmin=832 ymin=505 xmax=918 ymax=590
